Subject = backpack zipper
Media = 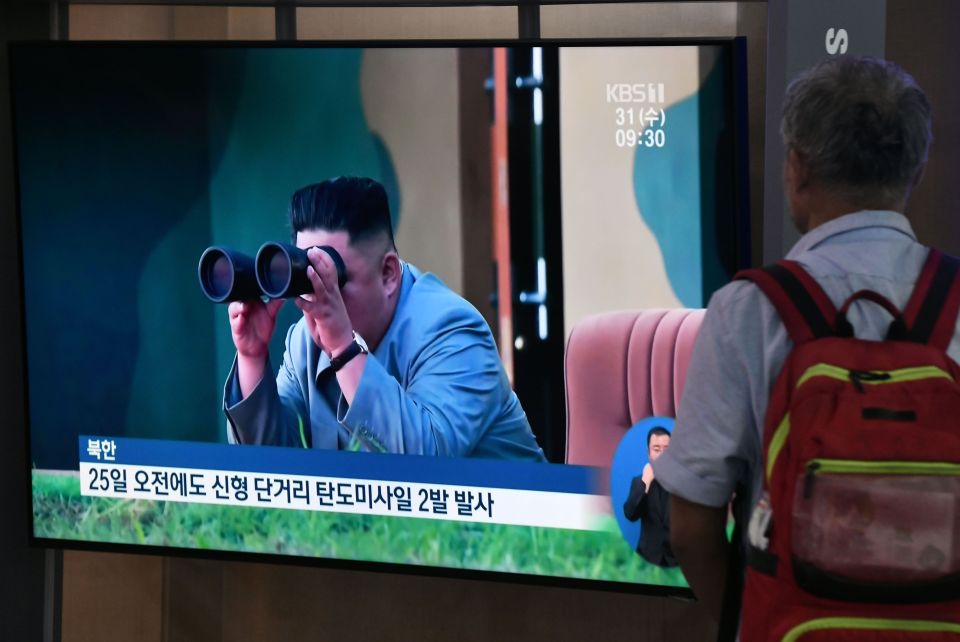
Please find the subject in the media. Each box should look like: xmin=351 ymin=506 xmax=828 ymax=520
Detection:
xmin=781 ymin=616 xmax=960 ymax=642
xmin=796 ymin=364 xmax=952 ymax=391
xmin=803 ymin=458 xmax=960 ymax=499
xmin=766 ymin=364 xmax=955 ymax=482
xmin=808 ymin=459 xmax=960 ymax=475
xmin=849 ymin=369 xmax=891 ymax=392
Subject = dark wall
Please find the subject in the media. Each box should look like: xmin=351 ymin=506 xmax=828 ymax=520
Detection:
xmin=13 ymin=46 xmax=401 ymax=469
xmin=886 ymin=0 xmax=960 ymax=256
xmin=0 ymin=5 xmax=51 ymax=642
xmin=13 ymin=46 xmax=219 ymax=468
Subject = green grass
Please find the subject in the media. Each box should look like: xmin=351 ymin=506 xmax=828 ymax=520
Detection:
xmin=33 ymin=471 xmax=688 ymax=587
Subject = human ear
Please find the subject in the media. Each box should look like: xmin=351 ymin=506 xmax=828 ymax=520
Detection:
xmin=785 ymin=146 xmax=810 ymax=193
xmin=382 ymin=251 xmax=402 ymax=298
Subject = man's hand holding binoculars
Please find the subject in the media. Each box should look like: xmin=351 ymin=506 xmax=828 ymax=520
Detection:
xmin=231 ymin=298 xmax=285 ymax=398
xmin=293 ymin=246 xmax=354 ymax=359
xmin=201 ymin=242 xmax=351 ymax=398
xmin=229 ymin=298 xmax=285 ymax=361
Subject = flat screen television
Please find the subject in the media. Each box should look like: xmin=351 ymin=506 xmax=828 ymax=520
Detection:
xmin=11 ymin=39 xmax=749 ymax=595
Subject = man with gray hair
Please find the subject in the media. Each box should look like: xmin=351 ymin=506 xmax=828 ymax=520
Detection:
xmin=651 ymin=56 xmax=954 ymax=627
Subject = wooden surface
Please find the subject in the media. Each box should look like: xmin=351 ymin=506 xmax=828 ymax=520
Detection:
xmin=61 ymin=551 xmax=718 ymax=642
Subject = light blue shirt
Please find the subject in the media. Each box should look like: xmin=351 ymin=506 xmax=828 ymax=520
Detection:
xmin=224 ymin=262 xmax=546 ymax=461
xmin=653 ymin=211 xmax=960 ymax=516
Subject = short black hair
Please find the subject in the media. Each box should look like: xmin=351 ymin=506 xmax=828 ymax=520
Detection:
xmin=647 ymin=426 xmax=671 ymax=448
xmin=289 ymin=177 xmax=395 ymax=248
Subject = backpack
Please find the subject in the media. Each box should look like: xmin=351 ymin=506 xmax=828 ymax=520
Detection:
xmin=734 ymin=248 xmax=960 ymax=642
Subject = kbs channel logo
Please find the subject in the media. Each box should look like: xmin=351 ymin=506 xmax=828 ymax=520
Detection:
xmin=606 ymin=83 xmax=665 ymax=104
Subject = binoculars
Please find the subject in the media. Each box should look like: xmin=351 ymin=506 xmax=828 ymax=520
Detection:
xmin=198 ymin=242 xmax=348 ymax=303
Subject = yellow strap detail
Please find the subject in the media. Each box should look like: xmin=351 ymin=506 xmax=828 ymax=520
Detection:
xmin=796 ymin=363 xmax=848 ymax=388
xmin=766 ymin=414 xmax=790 ymax=483
xmin=783 ymin=617 xmax=960 ymax=642
xmin=809 ymin=459 xmax=960 ymax=476
xmin=795 ymin=364 xmax=952 ymax=390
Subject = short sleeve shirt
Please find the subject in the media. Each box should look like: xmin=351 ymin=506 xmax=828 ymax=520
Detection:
xmin=652 ymin=210 xmax=960 ymax=518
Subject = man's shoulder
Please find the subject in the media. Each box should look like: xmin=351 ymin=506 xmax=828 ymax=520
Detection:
xmin=705 ymin=277 xmax=774 ymax=321
xmin=389 ymin=264 xmax=503 ymax=374
xmin=402 ymin=264 xmax=488 ymax=331
xmin=697 ymin=276 xmax=793 ymax=370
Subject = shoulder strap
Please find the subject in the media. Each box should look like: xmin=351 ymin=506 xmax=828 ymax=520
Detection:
xmin=734 ymin=261 xmax=838 ymax=344
xmin=903 ymin=248 xmax=960 ymax=351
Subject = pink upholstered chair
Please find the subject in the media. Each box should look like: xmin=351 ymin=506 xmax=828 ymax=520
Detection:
xmin=564 ymin=309 xmax=706 ymax=467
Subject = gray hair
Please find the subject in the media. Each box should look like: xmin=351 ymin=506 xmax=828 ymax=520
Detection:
xmin=781 ymin=56 xmax=932 ymax=207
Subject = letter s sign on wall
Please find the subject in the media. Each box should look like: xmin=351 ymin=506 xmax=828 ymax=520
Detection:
xmin=825 ymin=27 xmax=849 ymax=55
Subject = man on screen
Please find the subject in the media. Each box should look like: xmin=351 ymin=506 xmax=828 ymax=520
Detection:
xmin=623 ymin=426 xmax=677 ymax=567
xmin=223 ymin=176 xmax=545 ymax=461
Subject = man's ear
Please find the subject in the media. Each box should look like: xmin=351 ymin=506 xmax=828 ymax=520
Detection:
xmin=382 ymin=251 xmax=402 ymax=298
xmin=785 ymin=146 xmax=810 ymax=194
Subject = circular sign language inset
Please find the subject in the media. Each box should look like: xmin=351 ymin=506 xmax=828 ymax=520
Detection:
xmin=609 ymin=416 xmax=675 ymax=555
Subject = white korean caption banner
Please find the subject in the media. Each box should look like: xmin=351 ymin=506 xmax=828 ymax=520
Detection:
xmin=80 ymin=462 xmax=608 ymax=531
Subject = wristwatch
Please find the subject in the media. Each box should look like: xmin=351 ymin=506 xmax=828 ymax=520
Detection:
xmin=330 ymin=331 xmax=369 ymax=372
